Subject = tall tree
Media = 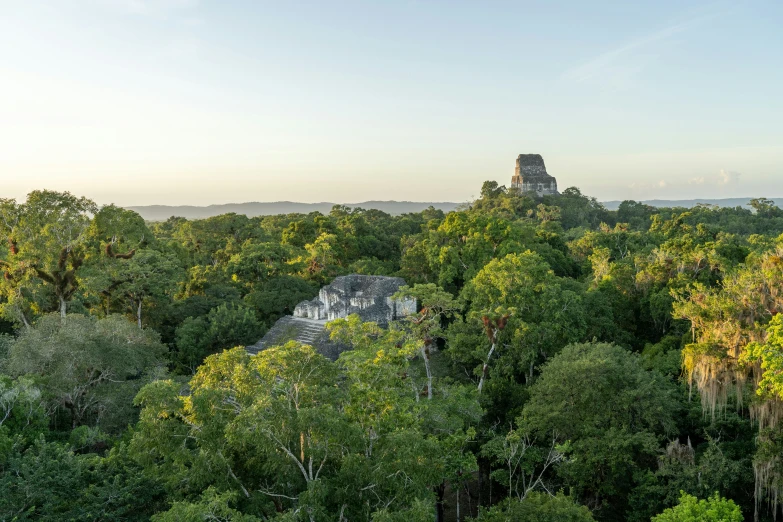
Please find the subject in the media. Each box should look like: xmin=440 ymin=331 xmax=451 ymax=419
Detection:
xmin=452 ymin=251 xmax=587 ymax=393
xmin=5 ymin=314 xmax=167 ymax=430
xmin=116 ymin=250 xmax=183 ymax=328
xmin=393 ymin=283 xmax=459 ymax=400
xmin=522 ymin=342 xmax=679 ymax=520
xmin=0 ymin=191 xmax=97 ymax=319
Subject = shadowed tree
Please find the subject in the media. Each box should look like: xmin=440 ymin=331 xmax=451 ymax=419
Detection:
xmin=5 ymin=314 xmax=167 ymax=430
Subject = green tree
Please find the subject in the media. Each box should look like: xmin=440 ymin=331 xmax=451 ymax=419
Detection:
xmin=174 ymin=303 xmax=265 ymax=372
xmin=132 ymin=344 xmax=359 ymax=519
xmin=393 ymin=283 xmax=459 ymax=399
xmin=0 ymin=191 xmax=97 ymax=320
xmin=172 ymin=213 xmax=260 ymax=266
xmin=672 ymin=245 xmax=783 ymax=511
xmin=5 ymin=314 xmax=167 ymax=430
xmin=0 ymin=375 xmax=47 ymax=441
xmin=242 ymin=275 xmax=316 ymax=323
xmin=226 ymin=242 xmax=303 ymax=285
xmin=473 ymin=492 xmax=595 ymax=522
xmin=547 ymin=187 xmax=612 ymax=231
xmin=616 ymin=201 xmax=657 ymax=230
xmin=480 ymin=424 xmax=567 ymax=502
xmin=626 ymin=432 xmax=755 ymax=522
xmin=454 ymin=251 xmax=586 ymax=393
xmin=304 ymin=233 xmax=342 ymax=282
xmin=115 ymin=249 xmax=183 ymax=328
xmin=371 ymin=499 xmax=436 ymax=522
xmin=743 ymin=314 xmax=783 ymax=401
xmin=79 ymin=445 xmax=166 ymax=521
xmin=151 ymin=488 xmax=261 ymax=522
xmin=80 ymin=205 xmax=157 ymax=317
xmin=0 ymin=436 xmax=164 ymax=521
xmin=749 ymin=198 xmax=783 ymax=219
xmin=0 ymin=437 xmax=87 ymax=521
xmin=651 ymin=492 xmax=742 ymax=522
xmin=522 ymin=343 xmax=679 ymax=519
xmin=480 ymin=181 xmax=505 ymax=199
xmin=329 ymin=317 xmax=458 ymax=520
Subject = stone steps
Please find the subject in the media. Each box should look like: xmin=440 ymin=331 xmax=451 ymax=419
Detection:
xmin=295 ymin=324 xmax=324 ymax=344
xmin=246 ymin=316 xmax=328 ymax=355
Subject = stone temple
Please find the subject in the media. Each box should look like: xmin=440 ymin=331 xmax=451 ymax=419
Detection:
xmin=247 ymin=275 xmax=416 ymax=360
xmin=510 ymin=154 xmax=559 ymax=196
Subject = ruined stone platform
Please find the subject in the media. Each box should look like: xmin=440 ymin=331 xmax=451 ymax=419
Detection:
xmin=246 ymin=315 xmax=345 ymax=360
xmin=247 ymin=274 xmax=416 ymax=360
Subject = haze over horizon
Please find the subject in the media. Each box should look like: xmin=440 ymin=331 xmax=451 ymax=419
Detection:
xmin=2 ymin=1 xmax=782 ymax=206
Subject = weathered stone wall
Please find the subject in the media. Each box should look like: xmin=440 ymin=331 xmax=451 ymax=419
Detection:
xmin=293 ymin=275 xmax=415 ymax=324
xmin=514 ymin=153 xmax=548 ymax=177
xmin=510 ymin=153 xmax=559 ymax=196
xmin=251 ymin=275 xmax=417 ymax=360
xmin=386 ymin=295 xmax=417 ymax=319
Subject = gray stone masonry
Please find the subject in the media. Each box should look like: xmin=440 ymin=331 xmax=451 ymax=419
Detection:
xmin=293 ymin=275 xmax=416 ymax=323
xmin=247 ymin=275 xmax=417 ymax=360
xmin=510 ymin=153 xmax=559 ymax=196
xmin=246 ymin=315 xmax=343 ymax=360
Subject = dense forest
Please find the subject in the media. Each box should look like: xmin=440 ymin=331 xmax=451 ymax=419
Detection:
xmin=2 ymin=183 xmax=783 ymax=521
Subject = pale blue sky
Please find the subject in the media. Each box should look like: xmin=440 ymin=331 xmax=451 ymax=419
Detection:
xmin=1 ymin=0 xmax=781 ymax=205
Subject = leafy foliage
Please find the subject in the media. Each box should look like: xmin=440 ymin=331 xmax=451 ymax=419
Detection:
xmin=5 ymin=314 xmax=167 ymax=431
xmin=473 ymin=492 xmax=596 ymax=521
xmin=651 ymin=492 xmax=742 ymax=522
xmin=1 ymin=183 xmax=781 ymax=519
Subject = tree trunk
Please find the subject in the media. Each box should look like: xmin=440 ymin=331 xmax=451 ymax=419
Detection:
xmin=137 ymin=300 xmax=142 ymax=329
xmin=59 ymin=296 xmax=67 ymax=318
xmin=18 ymin=307 xmax=31 ymax=329
xmin=477 ymin=456 xmax=492 ymax=514
xmin=477 ymin=462 xmax=483 ymax=512
xmin=423 ymin=343 xmax=433 ymax=400
xmin=66 ymin=401 xmax=79 ymax=429
xmin=477 ymin=336 xmax=497 ymax=394
xmin=456 ymin=481 xmax=461 ymax=522
xmin=435 ymin=482 xmax=445 ymax=522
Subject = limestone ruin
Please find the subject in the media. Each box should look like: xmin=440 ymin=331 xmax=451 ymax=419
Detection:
xmin=247 ymin=275 xmax=416 ymax=360
xmin=510 ymin=154 xmax=559 ymax=196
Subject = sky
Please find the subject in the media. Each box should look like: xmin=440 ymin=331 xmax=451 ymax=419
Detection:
xmin=1 ymin=0 xmax=781 ymax=206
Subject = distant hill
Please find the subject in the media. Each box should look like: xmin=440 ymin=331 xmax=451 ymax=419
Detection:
xmin=126 ymin=197 xmax=782 ymax=221
xmin=126 ymin=201 xmax=463 ymax=221
xmin=601 ymin=198 xmax=781 ymax=211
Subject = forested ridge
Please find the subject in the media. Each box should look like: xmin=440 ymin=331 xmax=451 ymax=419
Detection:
xmin=2 ymin=183 xmax=783 ymax=521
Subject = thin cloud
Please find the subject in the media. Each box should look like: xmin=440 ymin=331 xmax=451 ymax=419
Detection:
xmin=718 ymin=169 xmax=741 ymax=185
xmin=628 ymin=168 xmax=743 ymax=195
xmin=562 ymin=7 xmax=724 ymax=85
